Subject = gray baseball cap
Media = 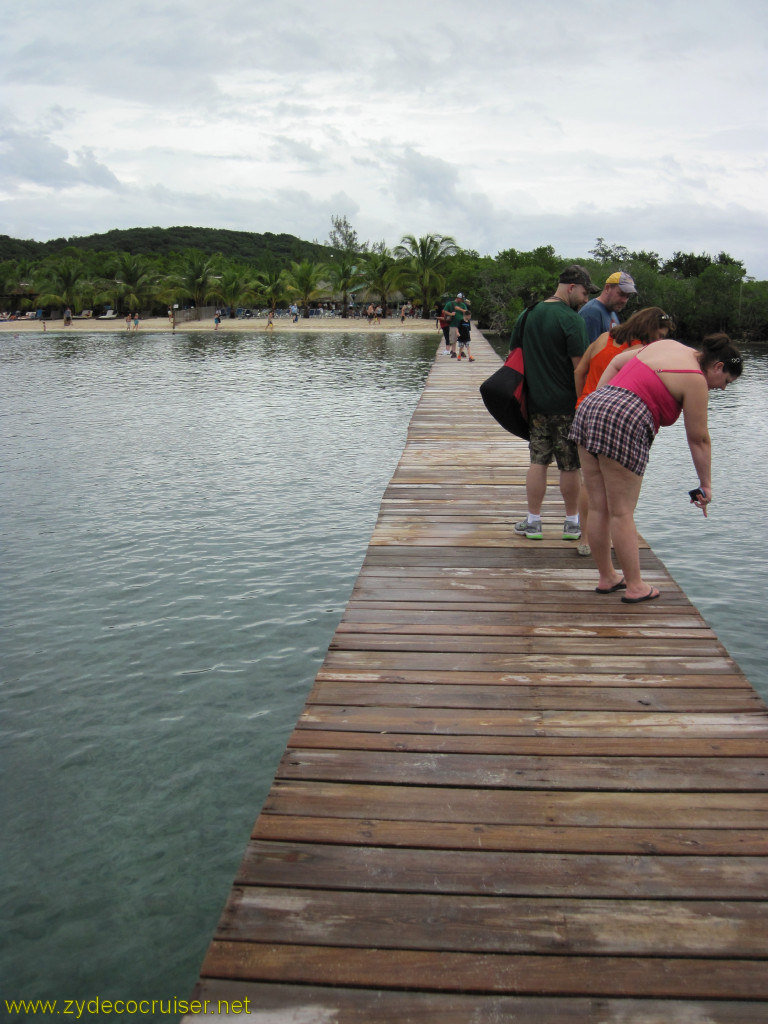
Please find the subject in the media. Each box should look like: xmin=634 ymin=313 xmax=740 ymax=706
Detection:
xmin=605 ymin=271 xmax=637 ymax=294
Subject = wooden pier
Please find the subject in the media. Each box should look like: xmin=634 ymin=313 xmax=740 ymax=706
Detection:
xmin=186 ymin=333 xmax=768 ymax=1023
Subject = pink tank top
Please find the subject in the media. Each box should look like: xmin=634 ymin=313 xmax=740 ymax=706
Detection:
xmin=609 ymin=356 xmax=704 ymax=432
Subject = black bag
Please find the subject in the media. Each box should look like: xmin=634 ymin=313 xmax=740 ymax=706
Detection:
xmin=479 ymin=306 xmax=534 ymax=440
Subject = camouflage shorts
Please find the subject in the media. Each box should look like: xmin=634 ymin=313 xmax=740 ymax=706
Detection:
xmin=528 ymin=413 xmax=580 ymax=471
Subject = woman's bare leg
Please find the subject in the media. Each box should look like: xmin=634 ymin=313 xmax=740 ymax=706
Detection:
xmin=598 ymin=455 xmax=658 ymax=600
xmin=578 ymin=447 xmax=622 ymax=590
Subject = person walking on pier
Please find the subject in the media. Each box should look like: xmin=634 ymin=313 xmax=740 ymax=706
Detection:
xmin=443 ymin=291 xmax=469 ymax=358
xmin=513 ymin=265 xmax=597 ymax=541
xmin=438 ymin=302 xmax=451 ymax=355
xmin=456 ymin=311 xmax=475 ymax=361
xmin=570 ymin=333 xmax=742 ymax=602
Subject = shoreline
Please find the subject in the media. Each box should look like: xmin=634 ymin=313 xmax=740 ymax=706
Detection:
xmin=1 ymin=315 xmax=440 ymax=335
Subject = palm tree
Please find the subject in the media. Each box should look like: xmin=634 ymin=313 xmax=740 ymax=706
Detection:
xmin=214 ymin=268 xmax=259 ymax=318
xmin=35 ymin=256 xmax=90 ymax=314
xmin=111 ymin=253 xmax=157 ymax=314
xmin=2 ymin=258 xmax=37 ymax=313
xmin=359 ymin=249 xmax=398 ymax=318
xmin=394 ymin=233 xmax=458 ymax=318
xmin=171 ymin=253 xmax=220 ymax=320
xmin=326 ymin=253 xmax=361 ymax=318
xmin=281 ymin=259 xmax=328 ymax=318
xmin=253 ymin=268 xmax=286 ymax=314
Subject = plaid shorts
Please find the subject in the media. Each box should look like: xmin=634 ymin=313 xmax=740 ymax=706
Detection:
xmin=569 ymin=387 xmax=656 ymax=476
xmin=528 ymin=413 xmax=580 ymax=472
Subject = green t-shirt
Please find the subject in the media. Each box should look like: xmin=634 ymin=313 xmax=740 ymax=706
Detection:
xmin=511 ymin=300 xmax=588 ymax=416
xmin=444 ymin=298 xmax=468 ymax=326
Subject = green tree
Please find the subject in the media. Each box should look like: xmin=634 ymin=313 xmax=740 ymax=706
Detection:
xmin=281 ymin=259 xmax=328 ymax=318
xmin=691 ymin=263 xmax=743 ymax=336
xmin=662 ymin=251 xmax=714 ymax=279
xmin=254 ymin=268 xmax=286 ymax=314
xmin=394 ymin=234 xmax=458 ymax=318
xmin=588 ymin=237 xmax=630 ymax=264
xmin=1 ymin=258 xmax=37 ymax=312
xmin=738 ymin=278 xmax=768 ymax=340
xmin=111 ymin=253 xmax=157 ymax=313
xmin=496 ymin=245 xmax=560 ymax=273
xmin=35 ymin=256 xmax=90 ymax=313
xmin=326 ymin=253 xmax=362 ymax=318
xmin=359 ymin=249 xmax=398 ymax=318
xmin=327 ymin=214 xmax=366 ymax=254
xmin=170 ymin=252 xmax=221 ymax=319
xmin=214 ymin=267 xmax=259 ymax=318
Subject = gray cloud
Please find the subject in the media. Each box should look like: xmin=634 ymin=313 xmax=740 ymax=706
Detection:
xmin=2 ymin=0 xmax=766 ymax=279
xmin=0 ymin=126 xmax=122 ymax=190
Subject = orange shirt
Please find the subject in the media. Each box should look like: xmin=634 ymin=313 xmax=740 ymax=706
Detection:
xmin=576 ymin=336 xmax=642 ymax=407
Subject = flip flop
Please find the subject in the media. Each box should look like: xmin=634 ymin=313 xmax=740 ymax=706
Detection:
xmin=595 ymin=580 xmax=626 ymax=594
xmin=621 ymin=587 xmax=661 ymax=604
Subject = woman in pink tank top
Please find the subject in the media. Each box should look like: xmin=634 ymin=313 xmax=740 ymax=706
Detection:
xmin=573 ymin=307 xmax=674 ymax=555
xmin=569 ymin=333 xmax=742 ymax=603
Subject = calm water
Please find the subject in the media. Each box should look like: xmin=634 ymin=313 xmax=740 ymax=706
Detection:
xmin=1 ymin=330 xmax=766 ymax=1017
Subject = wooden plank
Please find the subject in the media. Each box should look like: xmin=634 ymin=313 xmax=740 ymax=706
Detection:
xmin=277 ymin=748 xmax=768 ymax=790
xmin=234 ymin=840 xmax=768 ymax=898
xmin=252 ymin=812 xmax=768 ymax=855
xmin=216 ymin=886 xmax=768 ymax=957
xmin=297 ymin=705 xmax=768 ymax=735
xmin=287 ymin=728 xmax=768 ymax=756
xmin=187 ymin=332 xmax=768 ymax=1018
xmin=262 ymin=780 xmax=768 ymax=828
xmin=201 ymin=942 xmax=768 ymax=999
xmin=307 ymin=682 xmax=758 ymax=709
xmin=184 ymin=981 xmax=768 ymax=1024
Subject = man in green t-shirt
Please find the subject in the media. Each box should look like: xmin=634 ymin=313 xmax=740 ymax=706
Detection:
xmin=442 ymin=292 xmax=469 ymax=358
xmin=512 ymin=265 xmax=597 ymax=541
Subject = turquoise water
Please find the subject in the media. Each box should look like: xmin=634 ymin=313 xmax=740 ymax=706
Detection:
xmin=1 ymin=330 xmax=766 ymax=1018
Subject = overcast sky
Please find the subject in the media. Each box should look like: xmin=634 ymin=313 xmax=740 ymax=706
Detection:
xmin=3 ymin=0 xmax=767 ymax=277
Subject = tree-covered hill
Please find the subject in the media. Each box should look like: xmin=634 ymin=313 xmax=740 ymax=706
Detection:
xmin=0 ymin=226 xmax=327 ymax=266
xmin=1 ymin=224 xmax=765 ymax=340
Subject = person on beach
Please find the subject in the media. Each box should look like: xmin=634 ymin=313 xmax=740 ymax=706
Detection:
xmin=569 ymin=333 xmax=742 ymax=603
xmin=456 ymin=312 xmax=475 ymax=361
xmin=266 ymin=309 xmax=274 ymax=330
xmin=132 ymin=312 xmax=139 ymax=331
xmin=63 ymin=307 xmax=72 ymax=327
xmin=214 ymin=313 xmax=221 ymax=330
xmin=367 ymin=303 xmax=375 ymax=324
xmin=579 ymin=271 xmax=637 ymax=342
xmin=290 ymin=303 xmax=299 ymax=323
xmin=513 ymin=265 xmax=597 ymax=541
xmin=572 ymin=306 xmax=675 ymax=555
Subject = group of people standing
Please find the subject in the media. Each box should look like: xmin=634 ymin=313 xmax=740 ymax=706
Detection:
xmin=511 ymin=264 xmax=742 ymax=603
xmin=438 ymin=293 xmax=475 ymax=361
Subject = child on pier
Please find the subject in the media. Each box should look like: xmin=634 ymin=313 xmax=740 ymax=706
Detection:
xmin=457 ymin=312 xmax=475 ymax=361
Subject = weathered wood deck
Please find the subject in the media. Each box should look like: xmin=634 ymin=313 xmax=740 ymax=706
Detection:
xmin=186 ymin=332 xmax=768 ymax=1023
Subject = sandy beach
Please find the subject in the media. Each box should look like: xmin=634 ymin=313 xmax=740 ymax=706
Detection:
xmin=1 ymin=315 xmax=440 ymax=335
